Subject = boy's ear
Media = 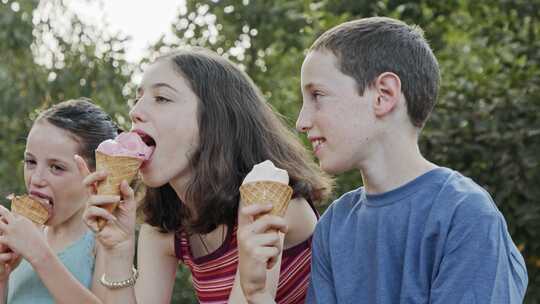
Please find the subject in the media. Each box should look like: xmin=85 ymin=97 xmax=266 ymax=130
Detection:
xmin=373 ymin=72 xmax=401 ymax=117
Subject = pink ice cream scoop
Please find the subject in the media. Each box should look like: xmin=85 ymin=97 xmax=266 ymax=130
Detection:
xmin=96 ymin=132 xmax=153 ymax=160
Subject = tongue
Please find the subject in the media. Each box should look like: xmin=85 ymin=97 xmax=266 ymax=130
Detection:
xmin=33 ymin=197 xmax=53 ymax=215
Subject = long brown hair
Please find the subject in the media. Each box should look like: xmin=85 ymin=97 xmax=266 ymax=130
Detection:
xmin=142 ymin=47 xmax=332 ymax=234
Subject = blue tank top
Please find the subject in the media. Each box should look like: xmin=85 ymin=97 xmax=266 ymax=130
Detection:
xmin=7 ymin=230 xmax=95 ymax=304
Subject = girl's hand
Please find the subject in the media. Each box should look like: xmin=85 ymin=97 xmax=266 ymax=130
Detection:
xmin=0 ymin=206 xmax=48 ymax=267
xmin=0 ymin=242 xmax=22 ymax=283
xmin=237 ymin=203 xmax=287 ymax=301
xmin=75 ymin=155 xmax=137 ymax=254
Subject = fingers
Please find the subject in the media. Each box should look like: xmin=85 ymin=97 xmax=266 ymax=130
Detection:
xmin=84 ymin=205 xmax=117 ymax=223
xmin=238 ymin=215 xmax=285 ymax=270
xmin=82 ymin=171 xmax=108 ymax=193
xmin=0 ymin=206 xmax=13 ymax=224
xmin=88 ymin=195 xmax=121 ymax=207
xmin=238 ymin=203 xmax=273 ymax=228
xmin=84 ymin=206 xmax=117 ymax=232
xmin=252 ymin=246 xmax=280 ymax=265
xmin=119 ymin=180 xmax=135 ymax=206
xmin=249 ymin=215 xmax=288 ymax=235
xmin=74 ymin=154 xmax=91 ymax=177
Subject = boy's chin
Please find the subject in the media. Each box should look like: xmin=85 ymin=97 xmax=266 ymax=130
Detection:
xmin=319 ymin=161 xmax=349 ymax=175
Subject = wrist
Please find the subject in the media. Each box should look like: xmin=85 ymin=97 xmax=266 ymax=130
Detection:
xmin=246 ymin=292 xmax=275 ymax=304
xmin=28 ymin=243 xmax=54 ymax=271
xmin=103 ymin=237 xmax=136 ymax=258
xmin=103 ymin=244 xmax=136 ymax=282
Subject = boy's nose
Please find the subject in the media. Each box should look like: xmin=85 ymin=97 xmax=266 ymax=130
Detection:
xmin=296 ymin=105 xmax=312 ymax=133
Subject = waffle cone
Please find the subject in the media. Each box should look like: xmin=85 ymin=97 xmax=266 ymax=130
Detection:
xmin=95 ymin=151 xmax=143 ymax=228
xmin=239 ymin=181 xmax=293 ymax=217
xmin=10 ymin=195 xmax=50 ymax=225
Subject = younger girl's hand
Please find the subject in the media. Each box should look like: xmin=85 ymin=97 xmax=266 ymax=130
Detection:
xmin=237 ymin=203 xmax=288 ymax=300
xmin=75 ymin=155 xmax=137 ymax=253
xmin=0 ymin=206 xmax=48 ymax=267
xmin=0 ymin=243 xmax=22 ymax=283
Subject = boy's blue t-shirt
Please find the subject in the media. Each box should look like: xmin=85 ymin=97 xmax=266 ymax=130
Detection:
xmin=307 ymin=167 xmax=528 ymax=304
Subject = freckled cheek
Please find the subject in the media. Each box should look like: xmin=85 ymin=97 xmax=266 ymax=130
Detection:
xmin=61 ymin=186 xmax=88 ymax=208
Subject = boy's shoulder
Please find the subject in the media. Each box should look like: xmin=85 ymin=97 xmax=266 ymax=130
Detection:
xmin=422 ymin=168 xmax=505 ymax=234
xmin=435 ymin=168 xmax=498 ymax=216
xmin=317 ymin=187 xmax=364 ymax=227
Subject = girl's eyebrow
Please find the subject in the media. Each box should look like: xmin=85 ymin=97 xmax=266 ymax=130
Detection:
xmin=25 ymin=152 xmax=70 ymax=165
xmin=151 ymin=82 xmax=179 ymax=92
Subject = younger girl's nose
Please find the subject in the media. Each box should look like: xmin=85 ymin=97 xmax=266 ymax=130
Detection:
xmin=28 ymin=168 xmax=48 ymax=188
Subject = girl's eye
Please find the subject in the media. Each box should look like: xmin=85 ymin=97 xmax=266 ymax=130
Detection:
xmin=23 ymin=159 xmax=36 ymax=168
xmin=155 ymin=96 xmax=172 ymax=103
xmin=50 ymin=164 xmax=65 ymax=174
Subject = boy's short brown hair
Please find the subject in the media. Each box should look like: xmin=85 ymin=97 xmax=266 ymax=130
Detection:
xmin=310 ymin=17 xmax=440 ymax=128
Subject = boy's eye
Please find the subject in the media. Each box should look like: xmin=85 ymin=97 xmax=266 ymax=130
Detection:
xmin=312 ymin=91 xmax=324 ymax=100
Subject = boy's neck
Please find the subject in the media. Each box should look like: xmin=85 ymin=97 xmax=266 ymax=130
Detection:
xmin=359 ymin=137 xmax=437 ymax=195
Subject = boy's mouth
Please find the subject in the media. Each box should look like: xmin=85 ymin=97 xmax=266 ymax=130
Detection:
xmin=310 ymin=137 xmax=326 ymax=153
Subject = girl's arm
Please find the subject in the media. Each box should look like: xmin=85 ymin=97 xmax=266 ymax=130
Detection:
xmin=0 ymin=243 xmax=21 ymax=304
xmin=80 ymin=157 xmax=138 ymax=304
xmin=89 ymin=224 xmax=177 ymax=304
xmin=83 ymin=182 xmax=177 ymax=304
xmin=134 ymin=224 xmax=178 ymax=304
xmin=0 ymin=206 xmax=102 ymax=304
xmin=233 ymin=197 xmax=317 ymax=304
xmin=31 ymin=245 xmax=102 ymax=304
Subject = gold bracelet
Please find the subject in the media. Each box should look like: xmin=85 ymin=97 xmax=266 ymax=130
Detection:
xmin=99 ymin=266 xmax=138 ymax=289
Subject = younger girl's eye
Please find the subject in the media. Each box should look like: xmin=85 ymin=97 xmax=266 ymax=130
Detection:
xmin=50 ymin=164 xmax=65 ymax=174
xmin=23 ymin=159 xmax=36 ymax=168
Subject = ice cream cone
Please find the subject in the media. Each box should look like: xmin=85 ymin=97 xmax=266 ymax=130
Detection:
xmin=95 ymin=151 xmax=142 ymax=228
xmin=239 ymin=181 xmax=293 ymax=218
xmin=10 ymin=195 xmax=50 ymax=225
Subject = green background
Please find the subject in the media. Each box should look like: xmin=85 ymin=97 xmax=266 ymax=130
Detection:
xmin=1 ymin=0 xmax=538 ymax=302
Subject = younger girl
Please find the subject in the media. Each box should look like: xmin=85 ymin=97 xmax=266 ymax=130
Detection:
xmin=0 ymin=99 xmax=117 ymax=304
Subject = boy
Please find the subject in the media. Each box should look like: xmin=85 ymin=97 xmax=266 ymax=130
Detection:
xmin=296 ymin=17 xmax=528 ymax=303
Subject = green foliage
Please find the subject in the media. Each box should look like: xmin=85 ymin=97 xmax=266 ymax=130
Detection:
xmin=0 ymin=0 xmax=132 ymax=199
xmin=1 ymin=0 xmax=538 ymax=302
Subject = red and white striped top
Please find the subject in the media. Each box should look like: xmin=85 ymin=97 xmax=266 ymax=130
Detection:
xmin=175 ymin=221 xmax=315 ymax=304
